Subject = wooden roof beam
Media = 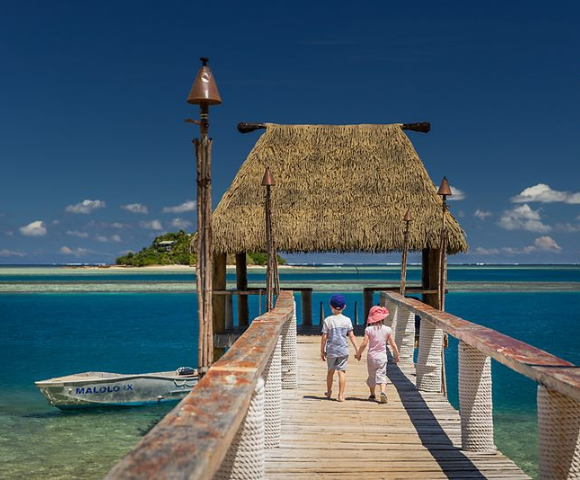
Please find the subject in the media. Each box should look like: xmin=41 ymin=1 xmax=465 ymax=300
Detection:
xmin=237 ymin=122 xmax=431 ymax=134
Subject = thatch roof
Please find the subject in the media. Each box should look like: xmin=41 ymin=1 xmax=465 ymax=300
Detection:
xmin=212 ymin=124 xmax=468 ymax=255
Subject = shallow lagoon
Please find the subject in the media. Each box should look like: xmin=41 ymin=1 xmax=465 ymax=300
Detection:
xmin=1 ymin=265 xmax=579 ymax=479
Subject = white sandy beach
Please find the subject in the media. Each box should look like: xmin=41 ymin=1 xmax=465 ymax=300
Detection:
xmin=72 ymin=264 xmax=298 ymax=271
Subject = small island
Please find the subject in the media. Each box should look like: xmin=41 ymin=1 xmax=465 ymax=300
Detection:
xmin=115 ymin=230 xmax=286 ymax=267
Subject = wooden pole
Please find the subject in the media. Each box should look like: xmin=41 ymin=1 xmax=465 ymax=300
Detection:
xmin=400 ymin=212 xmax=411 ymax=296
xmin=265 ymin=183 xmax=274 ymax=311
xmin=236 ymin=252 xmax=249 ymax=327
xmin=263 ymin=167 xmax=279 ymax=312
xmin=438 ymin=201 xmax=448 ymax=312
xmin=194 ymin=104 xmax=214 ymax=376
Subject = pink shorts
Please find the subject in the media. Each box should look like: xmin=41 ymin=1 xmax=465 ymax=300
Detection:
xmin=366 ymin=358 xmax=388 ymax=387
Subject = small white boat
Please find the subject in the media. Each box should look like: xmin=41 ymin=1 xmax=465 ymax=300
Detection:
xmin=35 ymin=367 xmax=198 ymax=410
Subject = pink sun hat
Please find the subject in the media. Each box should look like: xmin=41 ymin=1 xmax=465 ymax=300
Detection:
xmin=367 ymin=306 xmax=389 ymax=324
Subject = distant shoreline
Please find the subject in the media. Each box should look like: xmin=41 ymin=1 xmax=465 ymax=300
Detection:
xmin=65 ymin=264 xmax=299 ymax=271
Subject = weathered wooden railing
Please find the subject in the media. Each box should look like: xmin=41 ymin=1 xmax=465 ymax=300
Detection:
xmin=107 ymin=290 xmax=297 ymax=480
xmin=382 ymin=291 xmax=580 ymax=479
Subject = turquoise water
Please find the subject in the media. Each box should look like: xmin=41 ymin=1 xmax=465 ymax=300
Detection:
xmin=0 ymin=265 xmax=579 ymax=478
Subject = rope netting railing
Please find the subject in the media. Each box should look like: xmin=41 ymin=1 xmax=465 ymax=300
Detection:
xmin=382 ymin=291 xmax=580 ymax=479
xmin=106 ymin=291 xmax=297 ymax=480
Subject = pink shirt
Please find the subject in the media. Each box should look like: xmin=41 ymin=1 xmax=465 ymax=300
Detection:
xmin=364 ymin=325 xmax=392 ymax=362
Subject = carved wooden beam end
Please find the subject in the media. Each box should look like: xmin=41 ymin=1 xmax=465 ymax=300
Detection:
xmin=402 ymin=122 xmax=431 ymax=133
xmin=237 ymin=122 xmax=267 ymax=134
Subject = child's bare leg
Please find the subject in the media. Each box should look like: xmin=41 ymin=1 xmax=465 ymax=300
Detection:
xmin=379 ymin=383 xmax=387 ymax=395
xmin=325 ymin=370 xmax=334 ymax=398
xmin=337 ymin=370 xmax=346 ymax=401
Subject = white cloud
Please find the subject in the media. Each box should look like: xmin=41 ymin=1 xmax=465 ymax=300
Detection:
xmin=6 ymin=231 xmax=14 ymax=236
xmin=511 ymin=184 xmax=580 ymax=204
xmin=169 ymin=218 xmax=193 ymax=230
xmin=96 ymin=234 xmax=122 ymax=243
xmin=66 ymin=230 xmax=89 ymax=239
xmin=140 ymin=220 xmax=163 ymax=231
xmin=475 ymin=236 xmax=562 ymax=256
xmin=60 ymin=246 xmax=91 ymax=257
xmin=474 ymin=209 xmax=492 ymax=221
xmin=0 ymin=249 xmax=26 ymax=257
xmin=498 ymin=204 xmax=551 ymax=232
xmin=20 ymin=221 xmax=47 ymax=237
xmin=162 ymin=200 xmax=196 ymax=213
xmin=110 ymin=222 xmax=130 ymax=229
xmin=121 ymin=203 xmax=149 ymax=214
xmin=65 ymin=199 xmax=106 ymax=214
xmin=448 ymin=186 xmax=466 ymax=201
xmin=475 ymin=247 xmax=500 ymax=255
xmin=534 ymin=236 xmax=562 ymax=252
xmin=555 ymin=222 xmax=580 ymax=232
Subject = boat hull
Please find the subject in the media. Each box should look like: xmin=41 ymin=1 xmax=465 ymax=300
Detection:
xmin=35 ymin=371 xmax=198 ymax=410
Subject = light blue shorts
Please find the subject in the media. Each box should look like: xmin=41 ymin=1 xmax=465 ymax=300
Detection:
xmin=327 ymin=355 xmax=348 ymax=371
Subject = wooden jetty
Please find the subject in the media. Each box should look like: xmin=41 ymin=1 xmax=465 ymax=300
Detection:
xmin=266 ymin=336 xmax=527 ymax=479
xmin=107 ymin=290 xmax=580 ymax=479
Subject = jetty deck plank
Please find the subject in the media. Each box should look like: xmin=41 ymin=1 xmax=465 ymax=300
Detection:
xmin=265 ymin=336 xmax=530 ymax=480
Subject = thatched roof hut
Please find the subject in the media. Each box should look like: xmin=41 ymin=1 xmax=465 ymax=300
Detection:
xmin=213 ymin=123 xmax=468 ymax=255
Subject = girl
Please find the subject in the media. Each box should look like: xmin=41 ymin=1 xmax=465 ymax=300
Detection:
xmin=355 ymin=306 xmax=399 ymax=403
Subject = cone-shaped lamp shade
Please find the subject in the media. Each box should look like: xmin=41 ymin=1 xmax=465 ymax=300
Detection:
xmin=261 ymin=167 xmax=276 ymax=186
xmin=403 ymin=209 xmax=412 ymax=222
xmin=187 ymin=58 xmax=222 ymax=105
xmin=437 ymin=176 xmax=452 ymax=197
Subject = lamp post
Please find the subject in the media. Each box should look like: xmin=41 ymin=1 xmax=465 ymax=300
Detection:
xmin=400 ymin=209 xmax=412 ymax=296
xmin=186 ymin=58 xmax=222 ymax=376
xmin=262 ymin=166 xmax=279 ymax=311
xmin=437 ymin=176 xmax=452 ymax=311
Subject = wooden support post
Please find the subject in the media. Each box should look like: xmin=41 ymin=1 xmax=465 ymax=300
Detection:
xmin=212 ymin=252 xmax=227 ymax=360
xmin=422 ymin=248 xmax=440 ymax=309
xmin=419 ymin=248 xmax=445 ymax=394
xmin=301 ymin=289 xmax=312 ymax=327
xmin=225 ymin=294 xmax=234 ymax=331
xmin=354 ymin=301 xmax=358 ymax=326
xmin=319 ymin=302 xmax=325 ymax=324
xmin=236 ymin=252 xmax=249 ymax=327
xmin=363 ymin=289 xmax=374 ymax=323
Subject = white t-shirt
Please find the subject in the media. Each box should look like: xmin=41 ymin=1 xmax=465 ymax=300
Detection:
xmin=322 ymin=314 xmax=353 ymax=357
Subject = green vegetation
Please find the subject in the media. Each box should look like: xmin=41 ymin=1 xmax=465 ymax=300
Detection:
xmin=115 ymin=231 xmax=286 ymax=267
xmin=116 ymin=231 xmax=194 ymax=267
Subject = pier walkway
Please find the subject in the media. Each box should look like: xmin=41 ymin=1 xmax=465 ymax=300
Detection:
xmin=266 ymin=336 xmax=527 ymax=479
xmin=108 ymin=291 xmax=580 ymax=480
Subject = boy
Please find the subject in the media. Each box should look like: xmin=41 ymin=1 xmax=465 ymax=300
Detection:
xmin=320 ymin=294 xmax=358 ymax=402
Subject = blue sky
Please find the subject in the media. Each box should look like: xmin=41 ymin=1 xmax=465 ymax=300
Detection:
xmin=0 ymin=1 xmax=578 ymax=264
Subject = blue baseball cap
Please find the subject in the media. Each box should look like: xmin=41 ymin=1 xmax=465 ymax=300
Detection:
xmin=330 ymin=294 xmax=346 ymax=310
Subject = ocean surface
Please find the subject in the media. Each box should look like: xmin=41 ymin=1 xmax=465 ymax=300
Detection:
xmin=0 ymin=264 xmax=579 ymax=479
